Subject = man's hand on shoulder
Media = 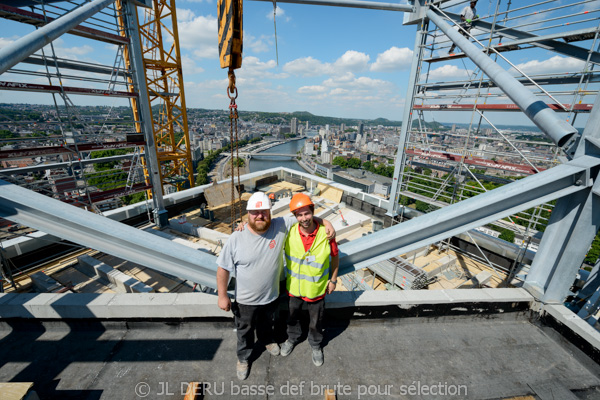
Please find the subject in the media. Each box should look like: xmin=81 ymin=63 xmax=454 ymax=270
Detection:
xmin=312 ymin=216 xmax=336 ymax=240
xmin=323 ymin=219 xmax=336 ymax=241
xmin=235 ymin=221 xmax=247 ymax=232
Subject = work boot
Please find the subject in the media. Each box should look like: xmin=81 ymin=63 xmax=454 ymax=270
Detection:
xmin=312 ymin=347 xmax=324 ymax=367
xmin=448 ymin=45 xmax=456 ymax=55
xmin=237 ymin=360 xmax=249 ymax=380
xmin=280 ymin=340 xmax=295 ymax=357
xmin=266 ymin=342 xmax=280 ymax=356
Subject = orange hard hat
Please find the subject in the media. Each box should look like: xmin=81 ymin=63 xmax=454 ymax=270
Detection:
xmin=289 ymin=193 xmax=313 ymax=213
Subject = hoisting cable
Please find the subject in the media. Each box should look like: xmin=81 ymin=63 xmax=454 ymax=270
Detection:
xmin=218 ymin=0 xmax=243 ymax=232
xmin=273 ymin=0 xmax=279 ymax=66
xmin=227 ymin=69 xmax=242 ymax=232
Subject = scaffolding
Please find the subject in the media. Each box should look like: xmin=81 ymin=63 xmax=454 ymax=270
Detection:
xmin=388 ymin=0 xmax=600 ymax=261
xmin=0 ymin=0 xmax=152 ymax=216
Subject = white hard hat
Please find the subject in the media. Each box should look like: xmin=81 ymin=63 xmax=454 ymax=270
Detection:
xmin=246 ymin=192 xmax=271 ymax=211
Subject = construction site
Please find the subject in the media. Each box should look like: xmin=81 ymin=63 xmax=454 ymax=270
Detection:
xmin=1 ymin=0 xmax=600 ymax=399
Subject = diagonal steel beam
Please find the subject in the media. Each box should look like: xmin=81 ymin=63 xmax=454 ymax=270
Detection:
xmin=0 ymin=179 xmax=218 ymax=288
xmin=427 ymin=8 xmax=578 ymax=148
xmin=338 ymin=156 xmax=599 ymax=275
xmin=0 ymin=0 xmax=116 ymax=75
xmin=249 ymin=0 xmax=414 ymax=12
xmin=443 ymin=12 xmax=600 ymax=64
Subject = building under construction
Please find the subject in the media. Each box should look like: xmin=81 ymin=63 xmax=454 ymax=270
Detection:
xmin=1 ymin=0 xmax=600 ymax=398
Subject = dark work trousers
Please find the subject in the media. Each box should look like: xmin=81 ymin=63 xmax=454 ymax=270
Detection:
xmin=286 ymin=296 xmax=325 ymax=349
xmin=448 ymin=23 xmax=472 ymax=53
xmin=235 ymin=300 xmax=277 ymax=362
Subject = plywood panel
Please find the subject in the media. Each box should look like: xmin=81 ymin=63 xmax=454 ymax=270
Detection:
xmin=204 ymin=182 xmax=239 ymax=208
xmin=317 ymin=183 xmax=343 ymax=203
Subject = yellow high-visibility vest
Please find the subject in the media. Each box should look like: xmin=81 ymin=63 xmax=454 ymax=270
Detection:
xmin=285 ymin=224 xmax=330 ymax=299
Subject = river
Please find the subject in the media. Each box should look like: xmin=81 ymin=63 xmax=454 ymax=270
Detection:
xmin=249 ymin=139 xmax=307 ymax=173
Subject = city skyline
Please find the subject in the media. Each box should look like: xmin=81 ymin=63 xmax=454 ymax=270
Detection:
xmin=0 ymin=0 xmax=597 ymax=125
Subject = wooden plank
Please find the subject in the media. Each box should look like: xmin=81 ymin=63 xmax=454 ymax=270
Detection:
xmin=0 ymin=382 xmax=34 ymax=400
xmin=316 ymin=183 xmax=343 ymax=203
xmin=528 ymin=381 xmax=579 ymax=400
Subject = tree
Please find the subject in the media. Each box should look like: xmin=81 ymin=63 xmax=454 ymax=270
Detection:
xmin=415 ymin=200 xmax=430 ymax=212
xmin=0 ymin=130 xmax=17 ymax=139
xmin=121 ymin=192 xmax=146 ymax=205
xmin=332 ymin=156 xmax=348 ymax=168
xmin=499 ymin=229 xmax=515 ymax=243
xmin=585 ymin=232 xmax=600 ymax=265
xmin=347 ymin=158 xmax=361 ymax=169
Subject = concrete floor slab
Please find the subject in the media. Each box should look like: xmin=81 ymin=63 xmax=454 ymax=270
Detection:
xmin=0 ymin=310 xmax=599 ymax=399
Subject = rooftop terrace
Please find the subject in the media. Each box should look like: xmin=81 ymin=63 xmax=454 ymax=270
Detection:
xmin=1 ymin=290 xmax=599 ymax=399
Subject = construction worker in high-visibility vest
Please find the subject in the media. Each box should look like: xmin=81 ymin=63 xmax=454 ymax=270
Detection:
xmin=280 ymin=193 xmax=339 ymax=366
xmin=217 ymin=192 xmax=336 ymax=380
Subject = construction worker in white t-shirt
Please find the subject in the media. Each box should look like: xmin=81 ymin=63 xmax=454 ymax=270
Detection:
xmin=449 ymin=0 xmax=479 ymax=54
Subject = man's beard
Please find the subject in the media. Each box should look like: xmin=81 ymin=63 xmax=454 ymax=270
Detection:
xmin=249 ymin=217 xmax=271 ymax=233
xmin=299 ymin=218 xmax=312 ymax=230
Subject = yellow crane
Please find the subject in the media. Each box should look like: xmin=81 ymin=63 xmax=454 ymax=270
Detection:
xmin=116 ymin=0 xmax=194 ymax=196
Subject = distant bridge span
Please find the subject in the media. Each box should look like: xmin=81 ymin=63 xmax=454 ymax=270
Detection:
xmin=222 ymin=152 xmax=298 ymax=159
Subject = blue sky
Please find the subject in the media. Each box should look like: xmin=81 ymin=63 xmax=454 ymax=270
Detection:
xmin=0 ymin=0 xmax=598 ymax=125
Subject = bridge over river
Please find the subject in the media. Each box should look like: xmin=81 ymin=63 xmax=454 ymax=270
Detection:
xmin=221 ymin=151 xmax=298 ymax=159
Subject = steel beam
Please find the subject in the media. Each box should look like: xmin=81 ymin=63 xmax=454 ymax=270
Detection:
xmin=524 ymin=179 xmax=600 ymax=303
xmin=0 ymin=179 xmax=218 ymax=288
xmin=442 ymin=12 xmax=600 ymax=65
xmin=413 ymin=103 xmax=592 ymax=113
xmin=0 ymin=81 xmax=137 ymax=98
xmin=578 ymin=259 xmax=600 ymax=324
xmin=123 ymin=0 xmax=168 ymax=226
xmin=21 ymin=55 xmax=131 ymax=78
xmin=0 ymin=3 xmax=129 ymax=46
xmin=338 ymin=155 xmax=599 ymax=275
xmin=0 ymin=154 xmax=134 ymax=175
xmin=0 ymin=141 xmax=145 ymax=160
xmin=249 ymin=0 xmax=413 ymax=12
xmin=525 ymin=95 xmax=600 ymax=303
xmin=419 ymin=74 xmax=600 ymax=92
xmin=427 ymin=8 xmax=578 ymax=149
xmin=387 ymin=21 xmax=426 ymax=216
xmin=0 ymin=0 xmax=116 ymax=75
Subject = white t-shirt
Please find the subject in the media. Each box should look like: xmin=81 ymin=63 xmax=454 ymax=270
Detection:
xmin=217 ymin=216 xmax=296 ymax=305
xmin=461 ymin=5 xmax=477 ymax=24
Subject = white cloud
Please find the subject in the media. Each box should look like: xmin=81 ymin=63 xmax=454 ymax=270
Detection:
xmin=283 ymin=52 xmax=370 ymax=77
xmin=512 ymin=56 xmax=585 ymax=76
xmin=177 ymin=12 xmax=218 ymax=59
xmin=266 ymin=6 xmax=290 ymax=22
xmin=283 ymin=56 xmax=330 ymax=77
xmin=0 ymin=36 xmax=18 ymax=48
xmin=323 ymin=72 xmax=388 ymax=91
xmin=177 ymin=8 xmax=196 ymax=22
xmin=580 ymin=0 xmax=600 ymax=12
xmin=37 ymin=38 xmax=94 ymax=60
xmin=181 ymin=55 xmax=205 ymax=75
xmin=245 ymin=33 xmax=271 ymax=54
xmin=370 ymin=46 xmax=413 ymax=72
xmin=334 ymin=50 xmax=370 ymax=72
xmin=298 ymin=85 xmax=326 ymax=94
xmin=425 ymin=65 xmax=473 ymax=81
xmin=240 ymin=56 xmax=277 ymax=76
xmin=330 ymin=88 xmax=349 ymax=95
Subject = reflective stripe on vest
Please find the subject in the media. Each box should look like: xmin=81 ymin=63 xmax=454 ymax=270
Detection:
xmin=284 ymin=223 xmax=330 ymax=299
